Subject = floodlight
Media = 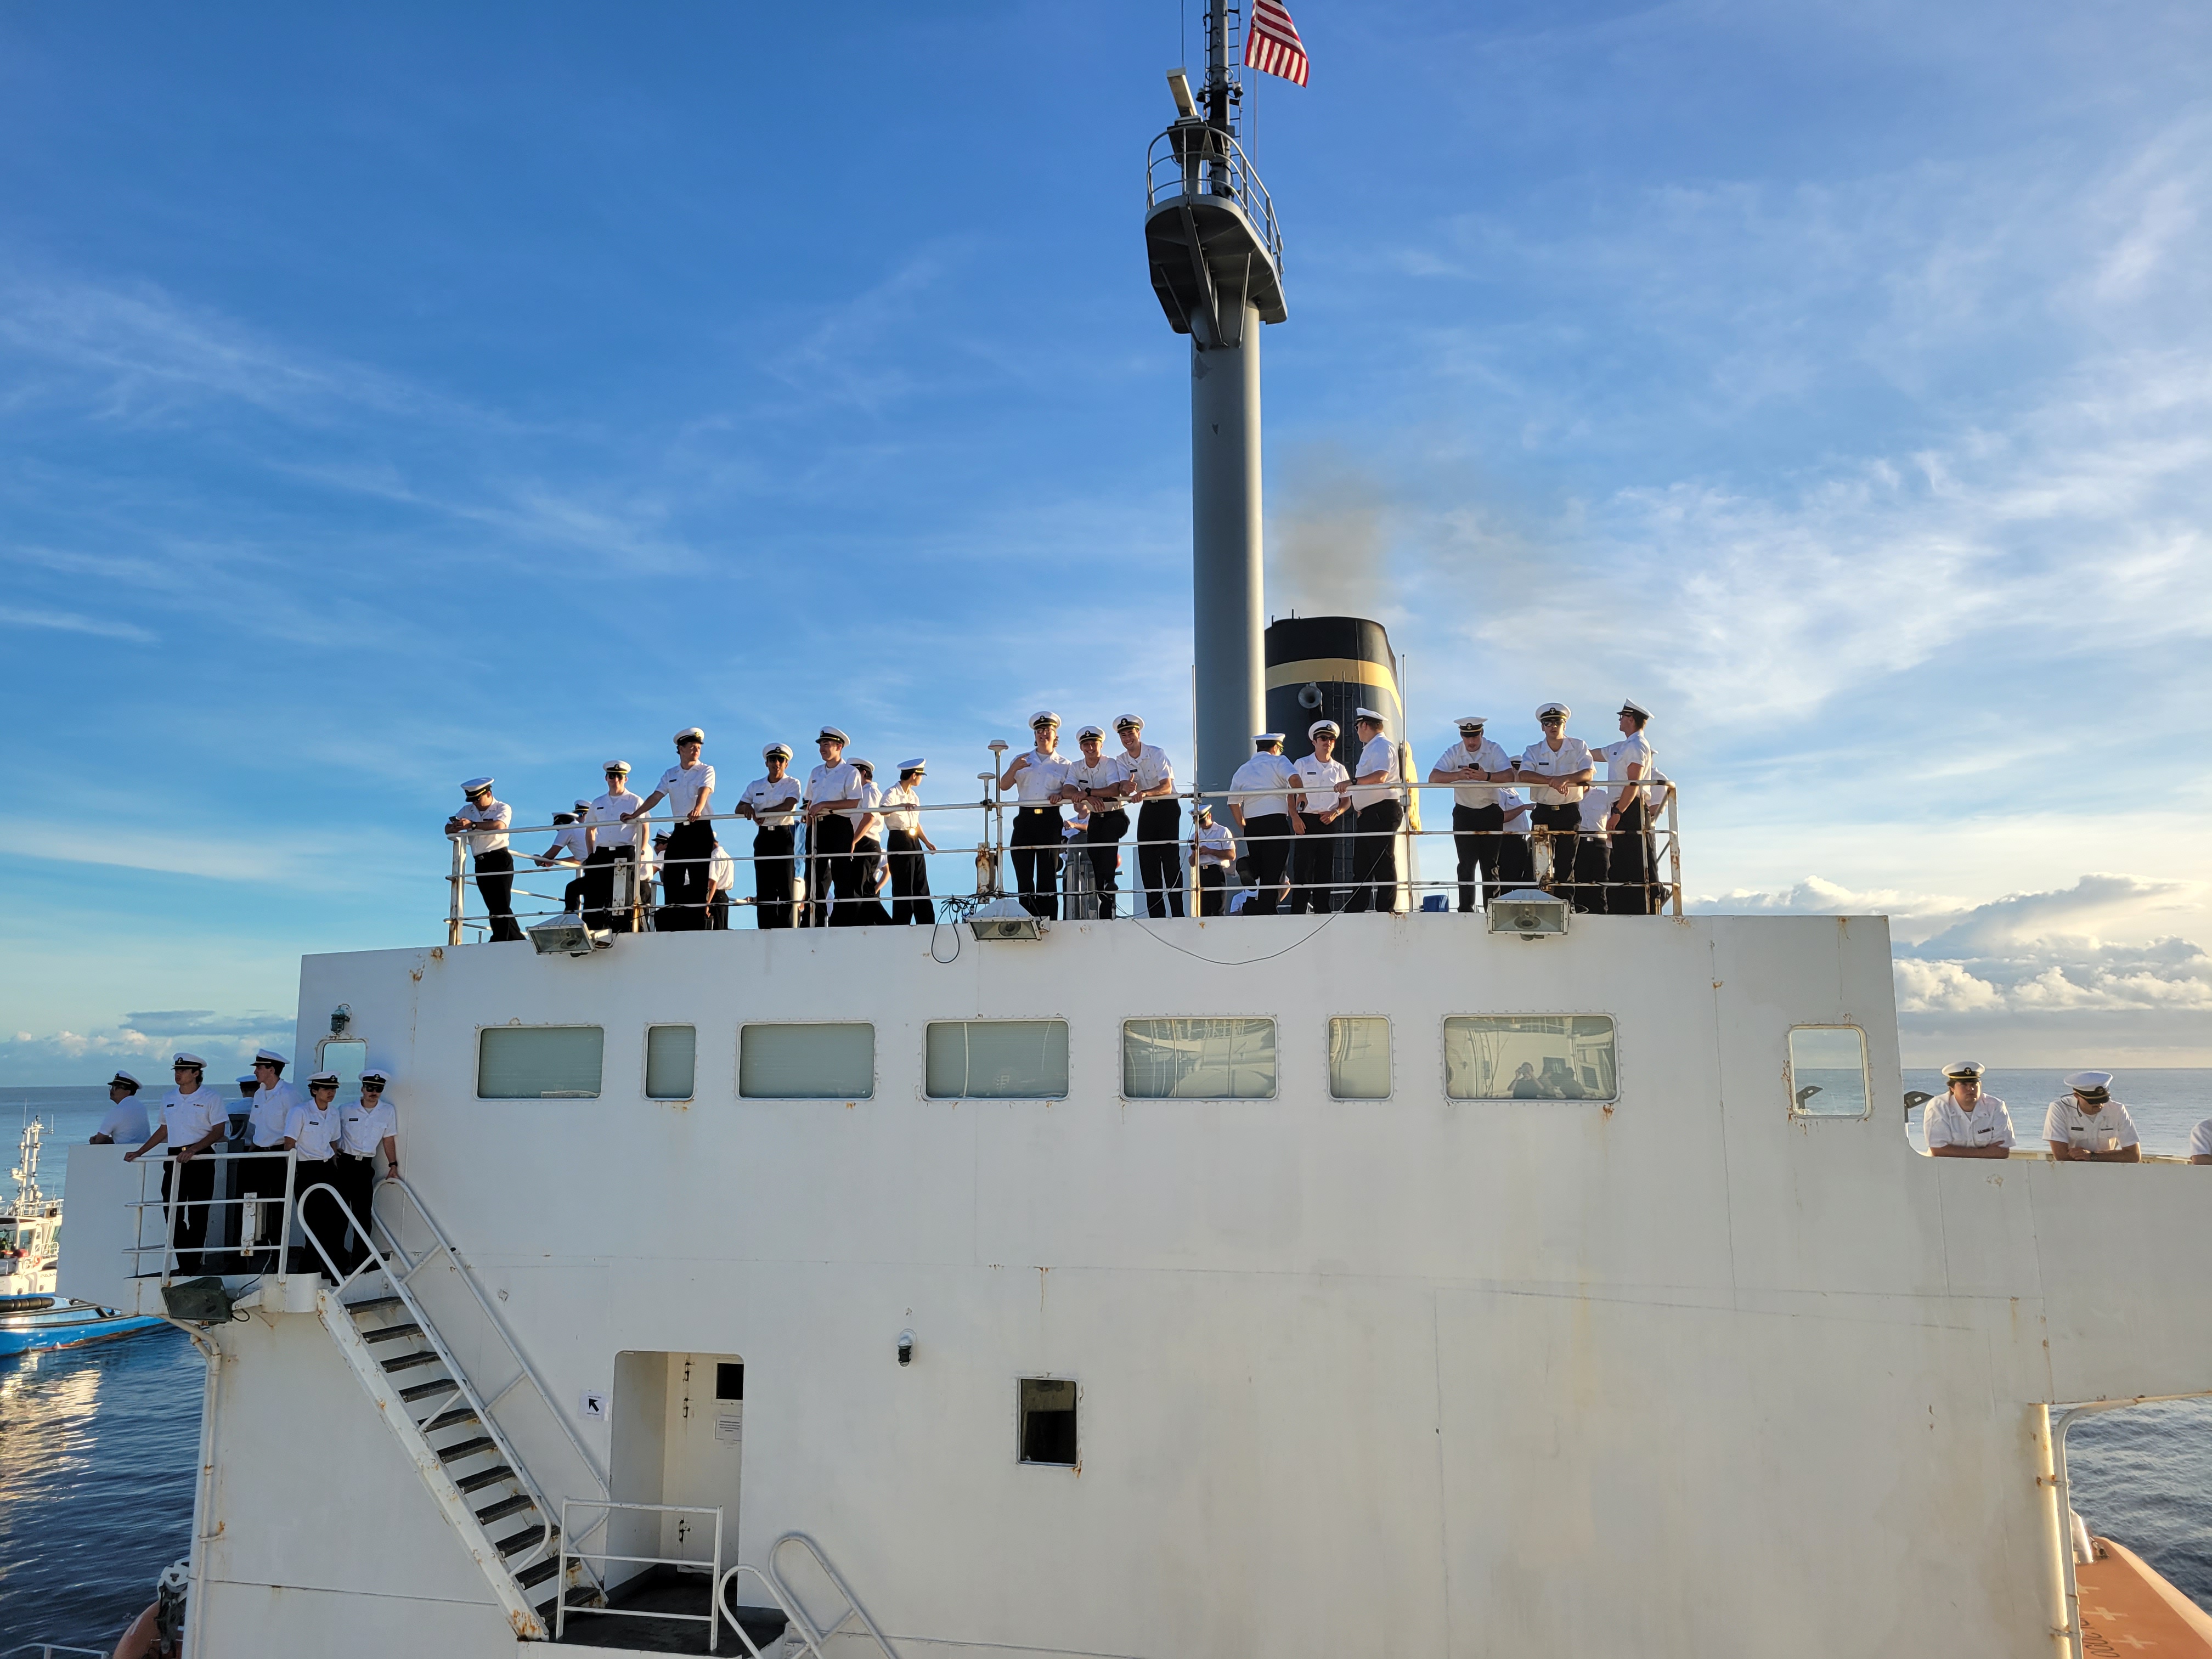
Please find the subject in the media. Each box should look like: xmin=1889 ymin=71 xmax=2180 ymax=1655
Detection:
xmin=527 ymin=913 xmax=613 ymax=957
xmin=969 ymin=896 xmax=1045 ymax=942
xmin=1488 ymin=889 xmax=1569 ymax=940
xmin=1167 ymin=67 xmax=1197 ymax=119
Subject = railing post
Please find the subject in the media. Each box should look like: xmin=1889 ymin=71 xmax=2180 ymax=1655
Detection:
xmin=276 ymin=1152 xmax=298 ymax=1289
xmin=1666 ymin=784 xmax=1683 ymax=917
xmin=447 ymin=834 xmax=465 ymax=946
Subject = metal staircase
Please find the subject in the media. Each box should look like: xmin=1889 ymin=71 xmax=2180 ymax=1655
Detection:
xmin=301 ymin=1178 xmax=605 ymax=1639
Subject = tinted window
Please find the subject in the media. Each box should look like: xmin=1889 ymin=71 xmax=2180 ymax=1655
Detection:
xmin=739 ymin=1024 xmax=874 ymax=1099
xmin=1121 ymin=1018 xmax=1276 ymax=1100
xmin=1443 ymin=1016 xmax=1617 ymax=1102
xmin=926 ymin=1021 xmax=1069 ymax=1099
xmin=1788 ymin=1026 xmax=1870 ymax=1118
xmin=477 ymin=1027 xmax=605 ymax=1099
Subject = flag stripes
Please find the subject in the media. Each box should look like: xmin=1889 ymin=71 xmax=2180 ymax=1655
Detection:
xmin=1244 ymin=0 xmax=1309 ymax=86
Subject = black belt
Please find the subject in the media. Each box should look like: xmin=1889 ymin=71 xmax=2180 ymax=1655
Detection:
xmin=1019 ymin=805 xmax=1056 ymax=813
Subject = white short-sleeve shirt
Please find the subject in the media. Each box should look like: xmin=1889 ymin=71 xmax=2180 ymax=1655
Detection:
xmin=2042 ymin=1097 xmax=2141 ymax=1153
xmin=456 ymin=798 xmax=511 ymax=855
xmin=1350 ymin=736 xmax=1403 ymax=812
xmin=741 ymin=776 xmax=802 ymax=830
xmin=1496 ymin=788 xmax=1533 ymax=833
xmin=1121 ymin=742 xmax=1174 ymax=797
xmin=1229 ymin=754 xmax=1296 ymax=819
xmin=879 ymin=781 xmax=921 ymax=836
xmin=1010 ymin=749 xmax=1069 ymax=805
xmin=1193 ymin=822 xmax=1237 ymax=866
xmin=2192 ymin=1120 xmax=2212 ymax=1160
xmin=337 ymin=1098 xmax=398 ymax=1157
xmin=1924 ymin=1092 xmax=2016 ymax=1151
xmin=1594 ymin=732 xmax=1657 ymax=810
xmin=1293 ymin=755 xmax=1350 ymax=815
xmin=1063 ymin=754 xmax=1130 ymax=809
xmin=246 ymin=1077 xmax=304 ymax=1149
xmin=585 ymin=790 xmax=644 ymax=853
xmin=549 ymin=823 xmax=591 ymax=861
xmin=97 ymin=1097 xmax=151 ymax=1143
xmin=159 ymin=1087 xmax=226 ymax=1150
xmin=657 ymin=761 xmax=716 ymax=819
xmin=1517 ymin=738 xmax=1593 ymax=806
xmin=847 ymin=780 xmax=883 ymax=835
xmin=1432 ymin=738 xmax=1513 ymax=809
xmin=807 ymin=760 xmax=863 ymax=811
xmin=284 ymin=1102 xmax=343 ymax=1162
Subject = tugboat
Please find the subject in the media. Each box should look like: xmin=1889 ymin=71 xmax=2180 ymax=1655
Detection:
xmin=0 ymin=1117 xmax=163 ymax=1357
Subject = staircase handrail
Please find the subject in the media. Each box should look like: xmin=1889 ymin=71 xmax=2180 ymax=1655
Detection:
xmin=764 ymin=1532 xmax=901 ymax=1659
xmin=370 ymin=1174 xmax=611 ymax=1494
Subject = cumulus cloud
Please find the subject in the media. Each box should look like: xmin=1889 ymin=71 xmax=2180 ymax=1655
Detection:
xmin=0 ymin=1008 xmax=298 ymax=1085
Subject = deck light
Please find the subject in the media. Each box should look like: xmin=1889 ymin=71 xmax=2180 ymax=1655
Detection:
xmin=527 ymin=913 xmax=613 ymax=957
xmin=1488 ymin=889 xmax=1568 ymax=940
xmin=1167 ymin=67 xmax=1197 ymax=119
xmin=898 ymin=1329 xmax=915 ymax=1367
xmin=969 ymin=897 xmax=1045 ymax=942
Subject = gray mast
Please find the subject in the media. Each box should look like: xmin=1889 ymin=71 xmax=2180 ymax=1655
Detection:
xmin=1144 ymin=1 xmax=1287 ymax=798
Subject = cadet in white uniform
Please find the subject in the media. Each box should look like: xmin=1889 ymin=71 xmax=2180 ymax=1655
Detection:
xmin=997 ymin=713 xmax=1070 ymax=921
xmin=882 ymin=760 xmax=938 ymax=926
xmin=630 ymin=729 xmax=718 ymax=932
xmin=1228 ymin=735 xmax=1298 ymax=916
xmin=1063 ymin=726 xmax=1133 ymax=919
xmin=1190 ymin=802 xmax=1237 ymax=917
xmin=91 ymin=1071 xmax=149 ymax=1145
xmin=2191 ymin=1119 xmax=2212 ymax=1164
xmin=839 ymin=761 xmax=891 ymax=926
xmin=2044 ymin=1070 xmax=2142 ymax=1162
xmin=236 ymin=1047 xmax=304 ymax=1270
xmin=124 ymin=1053 xmax=229 ymax=1273
xmin=283 ymin=1073 xmax=347 ymax=1279
xmin=1922 ymin=1061 xmax=2015 ymax=1158
xmin=1428 ymin=715 xmax=1513 ymax=913
xmin=1290 ymin=720 xmax=1351 ymax=915
xmin=803 ymin=727 xmax=865 ymax=928
xmin=1594 ymin=699 xmax=1658 ymax=915
xmin=580 ymin=764 xmax=645 ymax=932
xmin=1115 ymin=715 xmax=1182 ymax=918
xmin=335 ymin=1068 xmax=400 ymax=1275
xmin=1511 ymin=705 xmax=1595 ymax=910
xmin=737 ymin=743 xmax=803 ymax=930
xmin=1346 ymin=708 xmax=1404 ymax=914
xmin=533 ymin=799 xmax=594 ymax=916
xmin=445 ymin=777 xmax=524 ymax=942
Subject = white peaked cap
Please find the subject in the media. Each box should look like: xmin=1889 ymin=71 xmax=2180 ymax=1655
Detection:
xmin=817 ymin=725 xmax=849 ymax=744
xmin=111 ymin=1069 xmax=140 ymax=1087
xmin=573 ymin=799 xmax=591 ymax=811
xmin=851 ymin=757 xmax=874 ymax=774
xmin=1455 ymin=714 xmax=1489 ymax=728
xmin=898 ymin=758 xmax=925 ymax=773
xmin=604 ymin=759 xmax=631 ymax=773
xmin=236 ymin=1074 xmax=258 ymax=1086
xmin=360 ymin=1066 xmax=391 ymax=1084
xmin=1076 ymin=725 xmax=1105 ymax=741
xmin=1354 ymin=707 xmax=1387 ymax=725
xmin=673 ymin=726 xmax=705 ymax=744
xmin=173 ymin=1052 xmax=207 ymax=1068
xmin=763 ymin=742 xmax=793 ymax=759
xmin=308 ymin=1071 xmax=340 ymax=1086
xmin=1255 ymin=733 xmax=1285 ymax=745
xmin=461 ymin=776 xmax=494 ymax=794
xmin=1941 ymin=1060 xmax=1986 ymax=1080
xmin=1536 ymin=702 xmax=1570 ymax=720
xmin=1030 ymin=710 xmax=1060 ymax=728
xmin=1113 ymin=714 xmax=1143 ymax=730
xmin=2064 ymin=1070 xmax=2115 ymax=1093
xmin=1308 ymin=719 xmax=1340 ymax=737
xmin=1620 ymin=698 xmax=1652 ymax=719
xmin=254 ymin=1047 xmax=289 ymax=1065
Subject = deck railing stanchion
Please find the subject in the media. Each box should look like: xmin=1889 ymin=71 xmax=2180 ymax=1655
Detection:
xmin=447 ymin=834 xmax=465 ymax=946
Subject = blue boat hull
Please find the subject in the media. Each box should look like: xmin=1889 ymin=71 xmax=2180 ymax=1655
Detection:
xmin=0 ymin=1302 xmax=167 ymax=1356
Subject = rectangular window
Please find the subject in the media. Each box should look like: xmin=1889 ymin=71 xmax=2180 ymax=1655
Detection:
xmin=645 ymin=1025 xmax=697 ymax=1100
xmin=1018 ymin=1378 xmax=1078 ymax=1466
xmin=925 ymin=1020 xmax=1069 ymax=1099
xmin=317 ymin=1037 xmax=368 ymax=1102
xmin=1443 ymin=1015 xmax=1617 ymax=1102
xmin=1787 ymin=1026 xmax=1870 ymax=1118
xmin=477 ymin=1026 xmax=605 ymax=1099
xmin=715 ymin=1362 xmax=744 ymax=1402
xmin=1120 ymin=1018 xmax=1276 ymax=1099
xmin=739 ymin=1023 xmax=874 ymax=1099
xmin=1328 ymin=1017 xmax=1391 ymax=1100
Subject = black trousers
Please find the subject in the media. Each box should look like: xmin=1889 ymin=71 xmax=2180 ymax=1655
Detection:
xmin=806 ymin=815 xmax=853 ymax=927
xmin=1529 ymin=804 xmax=1581 ymax=898
xmin=1197 ymin=865 xmax=1228 ymax=916
xmin=1241 ymin=813 xmax=1293 ymax=916
xmin=753 ymin=826 xmax=796 ymax=929
xmin=834 ymin=834 xmax=890 ymax=925
xmin=1083 ymin=809 xmax=1129 ymax=918
xmin=661 ymin=820 xmax=717 ymax=931
xmin=234 ymin=1148 xmax=291 ymax=1269
xmin=1010 ymin=807 xmax=1062 ymax=920
xmin=1135 ymin=800 xmax=1183 ymax=918
xmin=290 ymin=1162 xmax=345 ymax=1279
xmin=1289 ymin=812 xmax=1345 ymax=913
xmin=161 ymin=1154 xmax=215 ymax=1274
xmin=582 ymin=845 xmax=637 ymax=932
xmin=561 ymin=874 xmax=586 ymax=915
xmin=1494 ymin=832 xmax=1535 ymax=890
xmin=1571 ymin=831 xmax=1610 ymax=914
xmin=888 ymin=830 xmax=934 ymax=924
xmin=1346 ymin=800 xmax=1402 ymax=913
xmin=1607 ymin=798 xmax=1658 ymax=915
xmin=475 ymin=849 xmax=524 ymax=942
xmin=1452 ymin=803 xmax=1507 ymax=912
xmin=335 ymin=1153 xmax=379 ymax=1276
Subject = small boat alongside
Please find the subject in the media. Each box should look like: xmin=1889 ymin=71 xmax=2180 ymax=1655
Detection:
xmin=2 ymin=1118 xmax=164 ymax=1357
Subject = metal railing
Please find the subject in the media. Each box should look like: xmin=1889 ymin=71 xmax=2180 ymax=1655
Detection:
xmin=2 ymin=1645 xmax=112 ymax=1658
xmin=441 ymin=776 xmax=1684 ymax=940
xmin=556 ymin=1500 xmax=725 ymax=1650
xmin=1147 ymin=124 xmax=1282 ymax=269
xmin=123 ymin=1146 xmax=301 ymax=1283
xmin=715 ymin=1533 xmax=900 ymax=1659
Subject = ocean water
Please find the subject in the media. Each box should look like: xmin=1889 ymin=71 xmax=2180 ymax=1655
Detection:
xmin=4 ymin=1077 xmax=2211 ymax=1646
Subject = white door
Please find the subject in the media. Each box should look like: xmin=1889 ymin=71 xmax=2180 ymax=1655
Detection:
xmin=660 ymin=1353 xmax=743 ymax=1570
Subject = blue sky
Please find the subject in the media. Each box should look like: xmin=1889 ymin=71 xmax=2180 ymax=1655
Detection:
xmin=3 ymin=0 xmax=2208 ymax=1079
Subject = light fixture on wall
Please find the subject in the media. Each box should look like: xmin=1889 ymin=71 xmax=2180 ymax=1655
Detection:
xmin=897 ymin=1329 xmax=916 ymax=1367
xmin=1488 ymin=889 xmax=1568 ymax=940
xmin=330 ymin=1004 xmax=352 ymax=1035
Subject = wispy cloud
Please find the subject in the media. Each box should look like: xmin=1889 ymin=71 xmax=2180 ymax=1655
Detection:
xmin=0 ymin=603 xmax=154 ymax=642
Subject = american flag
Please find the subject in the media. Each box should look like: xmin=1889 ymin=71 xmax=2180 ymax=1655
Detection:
xmin=1244 ymin=0 xmax=1309 ymax=86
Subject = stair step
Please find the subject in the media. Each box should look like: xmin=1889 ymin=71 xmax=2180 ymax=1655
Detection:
xmin=475 ymin=1493 xmax=536 ymax=1526
xmin=437 ymin=1435 xmax=498 ymax=1464
xmin=516 ymin=1557 xmax=562 ymax=1589
xmin=494 ymin=1523 xmax=556 ymax=1558
xmin=381 ymin=1350 xmax=443 ymax=1373
xmin=399 ymin=1379 xmax=460 ymax=1403
xmin=424 ymin=1407 xmax=480 ymax=1433
xmin=343 ymin=1294 xmax=405 ymax=1316
xmin=362 ymin=1323 xmax=424 ymax=1344
xmin=456 ymin=1464 xmax=516 ymax=1494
